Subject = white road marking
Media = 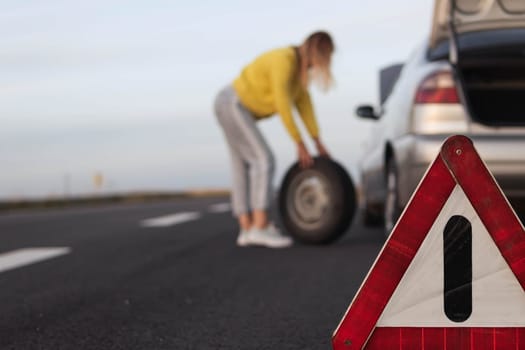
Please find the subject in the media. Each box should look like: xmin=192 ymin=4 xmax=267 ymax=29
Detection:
xmin=0 ymin=247 xmax=71 ymax=274
xmin=141 ymin=212 xmax=201 ymax=228
xmin=208 ymin=202 xmax=231 ymax=213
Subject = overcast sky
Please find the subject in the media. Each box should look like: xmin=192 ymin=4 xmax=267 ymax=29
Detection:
xmin=1 ymin=0 xmax=434 ymax=199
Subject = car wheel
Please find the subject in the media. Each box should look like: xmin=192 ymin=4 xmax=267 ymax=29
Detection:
xmin=384 ymin=159 xmax=402 ymax=236
xmin=362 ymin=201 xmax=383 ymax=226
xmin=278 ymin=157 xmax=356 ymax=244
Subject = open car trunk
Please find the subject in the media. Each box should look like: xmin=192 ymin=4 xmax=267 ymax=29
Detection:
xmin=429 ymin=0 xmax=525 ymax=127
xmin=460 ymin=48 xmax=525 ymax=126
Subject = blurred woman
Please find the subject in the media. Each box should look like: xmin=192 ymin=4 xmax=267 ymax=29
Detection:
xmin=214 ymin=31 xmax=334 ymax=248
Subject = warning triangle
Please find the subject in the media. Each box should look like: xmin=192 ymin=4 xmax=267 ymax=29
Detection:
xmin=332 ymin=135 xmax=525 ymax=350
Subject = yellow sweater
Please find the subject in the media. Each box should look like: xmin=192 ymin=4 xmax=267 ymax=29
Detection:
xmin=233 ymin=47 xmax=319 ymax=142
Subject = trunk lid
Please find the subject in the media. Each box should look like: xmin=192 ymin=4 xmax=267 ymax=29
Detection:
xmin=430 ymin=0 xmax=525 ymax=49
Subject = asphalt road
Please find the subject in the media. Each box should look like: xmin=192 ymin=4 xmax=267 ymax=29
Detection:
xmin=0 ymin=197 xmax=385 ymax=350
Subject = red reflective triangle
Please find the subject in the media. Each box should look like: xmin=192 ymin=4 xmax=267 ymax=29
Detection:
xmin=332 ymin=135 xmax=525 ymax=350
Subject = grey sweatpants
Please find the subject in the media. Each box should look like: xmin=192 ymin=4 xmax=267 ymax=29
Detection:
xmin=214 ymin=85 xmax=275 ymax=216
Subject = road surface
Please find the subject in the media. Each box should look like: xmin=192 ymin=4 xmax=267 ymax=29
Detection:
xmin=0 ymin=197 xmax=385 ymax=350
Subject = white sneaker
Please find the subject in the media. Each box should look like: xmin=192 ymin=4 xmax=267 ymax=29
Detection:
xmin=244 ymin=224 xmax=293 ymax=248
xmin=236 ymin=230 xmax=250 ymax=247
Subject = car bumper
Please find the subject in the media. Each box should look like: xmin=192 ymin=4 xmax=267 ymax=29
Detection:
xmin=396 ymin=134 xmax=525 ymax=205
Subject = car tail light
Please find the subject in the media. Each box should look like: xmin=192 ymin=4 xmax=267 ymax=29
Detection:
xmin=415 ymin=71 xmax=460 ymax=104
xmin=411 ymin=71 xmax=468 ymax=134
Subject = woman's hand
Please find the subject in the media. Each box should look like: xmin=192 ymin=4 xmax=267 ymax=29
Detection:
xmin=314 ymin=138 xmax=330 ymax=158
xmin=297 ymin=141 xmax=314 ymax=168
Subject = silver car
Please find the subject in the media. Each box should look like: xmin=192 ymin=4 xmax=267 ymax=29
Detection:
xmin=357 ymin=0 xmax=525 ymax=233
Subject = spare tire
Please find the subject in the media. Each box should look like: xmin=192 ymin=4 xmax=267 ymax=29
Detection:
xmin=278 ymin=157 xmax=356 ymax=244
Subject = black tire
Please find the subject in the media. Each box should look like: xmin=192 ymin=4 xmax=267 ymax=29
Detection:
xmin=278 ymin=157 xmax=356 ymax=244
xmin=384 ymin=159 xmax=402 ymax=236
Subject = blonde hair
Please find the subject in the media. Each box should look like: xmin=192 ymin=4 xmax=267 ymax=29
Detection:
xmin=299 ymin=31 xmax=334 ymax=91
